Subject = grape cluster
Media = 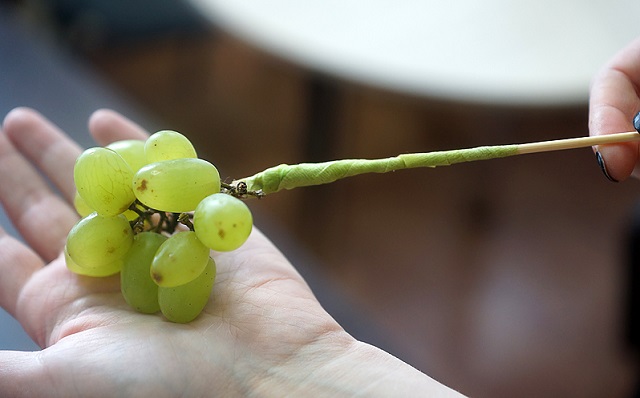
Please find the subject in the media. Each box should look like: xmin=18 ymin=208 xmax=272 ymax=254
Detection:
xmin=66 ymin=130 xmax=253 ymax=323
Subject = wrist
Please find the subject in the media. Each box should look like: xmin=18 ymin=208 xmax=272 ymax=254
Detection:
xmin=250 ymin=331 xmax=466 ymax=397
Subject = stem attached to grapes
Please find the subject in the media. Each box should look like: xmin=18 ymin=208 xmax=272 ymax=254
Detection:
xmin=164 ymin=213 xmax=181 ymax=234
xmin=231 ymin=144 xmax=519 ymax=196
xmin=126 ymin=200 xmax=191 ymax=235
xmin=177 ymin=213 xmax=195 ymax=231
xmin=221 ymin=181 xmax=264 ymax=199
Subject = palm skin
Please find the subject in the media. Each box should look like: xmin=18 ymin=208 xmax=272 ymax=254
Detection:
xmin=0 ymin=108 xmax=353 ymax=397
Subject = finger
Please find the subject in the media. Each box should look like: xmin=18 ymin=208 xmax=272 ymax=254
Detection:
xmin=589 ymin=70 xmax=640 ymax=181
xmin=88 ymin=109 xmax=149 ymax=146
xmin=0 ymin=125 xmax=78 ymax=262
xmin=589 ymin=37 xmax=640 ymax=181
xmin=3 ymin=108 xmax=83 ymax=203
xmin=0 ymin=226 xmax=45 ymax=317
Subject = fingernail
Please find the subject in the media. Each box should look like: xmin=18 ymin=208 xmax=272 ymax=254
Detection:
xmin=596 ymin=151 xmax=618 ymax=182
xmin=634 ymin=111 xmax=640 ymax=132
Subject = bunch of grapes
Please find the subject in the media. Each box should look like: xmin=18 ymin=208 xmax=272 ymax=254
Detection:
xmin=66 ymin=130 xmax=253 ymax=323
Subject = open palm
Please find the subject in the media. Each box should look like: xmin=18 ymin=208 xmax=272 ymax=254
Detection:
xmin=0 ymin=108 xmax=350 ymax=397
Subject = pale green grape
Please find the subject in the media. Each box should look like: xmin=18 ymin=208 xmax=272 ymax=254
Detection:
xmin=122 ymin=209 xmax=142 ymax=222
xmin=121 ymin=232 xmax=167 ymax=313
xmin=193 ymin=193 xmax=253 ymax=252
xmin=106 ymin=139 xmax=147 ymax=173
xmin=64 ymin=245 xmax=122 ymax=277
xmin=150 ymin=231 xmax=210 ymax=287
xmin=66 ymin=212 xmax=134 ymax=268
xmin=74 ymin=147 xmax=136 ymax=216
xmin=145 ymin=130 xmax=197 ymax=163
xmin=132 ymin=158 xmax=220 ymax=213
xmin=74 ymin=190 xmax=139 ymax=221
xmin=73 ymin=191 xmax=93 ymax=217
xmin=158 ymin=257 xmax=216 ymax=323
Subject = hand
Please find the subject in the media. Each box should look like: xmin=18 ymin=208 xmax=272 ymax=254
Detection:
xmin=589 ymin=36 xmax=640 ymax=182
xmin=0 ymin=108 xmax=464 ymax=397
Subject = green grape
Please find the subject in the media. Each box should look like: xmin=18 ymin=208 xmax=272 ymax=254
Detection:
xmin=150 ymin=231 xmax=210 ymax=287
xmin=121 ymin=232 xmax=167 ymax=313
xmin=106 ymin=139 xmax=147 ymax=173
xmin=66 ymin=212 xmax=134 ymax=268
xmin=74 ymin=190 xmax=139 ymax=221
xmin=145 ymin=130 xmax=197 ymax=163
xmin=74 ymin=147 xmax=136 ymax=216
xmin=122 ymin=209 xmax=142 ymax=222
xmin=132 ymin=158 xmax=220 ymax=213
xmin=64 ymin=245 xmax=122 ymax=277
xmin=193 ymin=193 xmax=253 ymax=252
xmin=73 ymin=191 xmax=93 ymax=217
xmin=158 ymin=257 xmax=216 ymax=323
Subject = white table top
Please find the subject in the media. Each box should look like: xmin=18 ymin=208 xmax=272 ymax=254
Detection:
xmin=189 ymin=0 xmax=640 ymax=105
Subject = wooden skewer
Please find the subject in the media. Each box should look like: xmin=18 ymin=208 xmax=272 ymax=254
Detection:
xmin=516 ymin=131 xmax=640 ymax=154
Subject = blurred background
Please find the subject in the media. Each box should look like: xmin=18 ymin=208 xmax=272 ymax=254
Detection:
xmin=2 ymin=0 xmax=640 ymax=396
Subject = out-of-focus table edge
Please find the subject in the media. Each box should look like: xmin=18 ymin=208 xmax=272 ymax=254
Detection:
xmin=185 ymin=0 xmax=640 ymax=108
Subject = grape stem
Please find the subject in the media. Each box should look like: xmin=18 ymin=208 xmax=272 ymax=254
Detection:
xmin=221 ymin=181 xmax=264 ymax=199
xmin=229 ymin=131 xmax=640 ymax=196
xmin=127 ymin=200 xmax=190 ymax=235
xmin=177 ymin=213 xmax=195 ymax=231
